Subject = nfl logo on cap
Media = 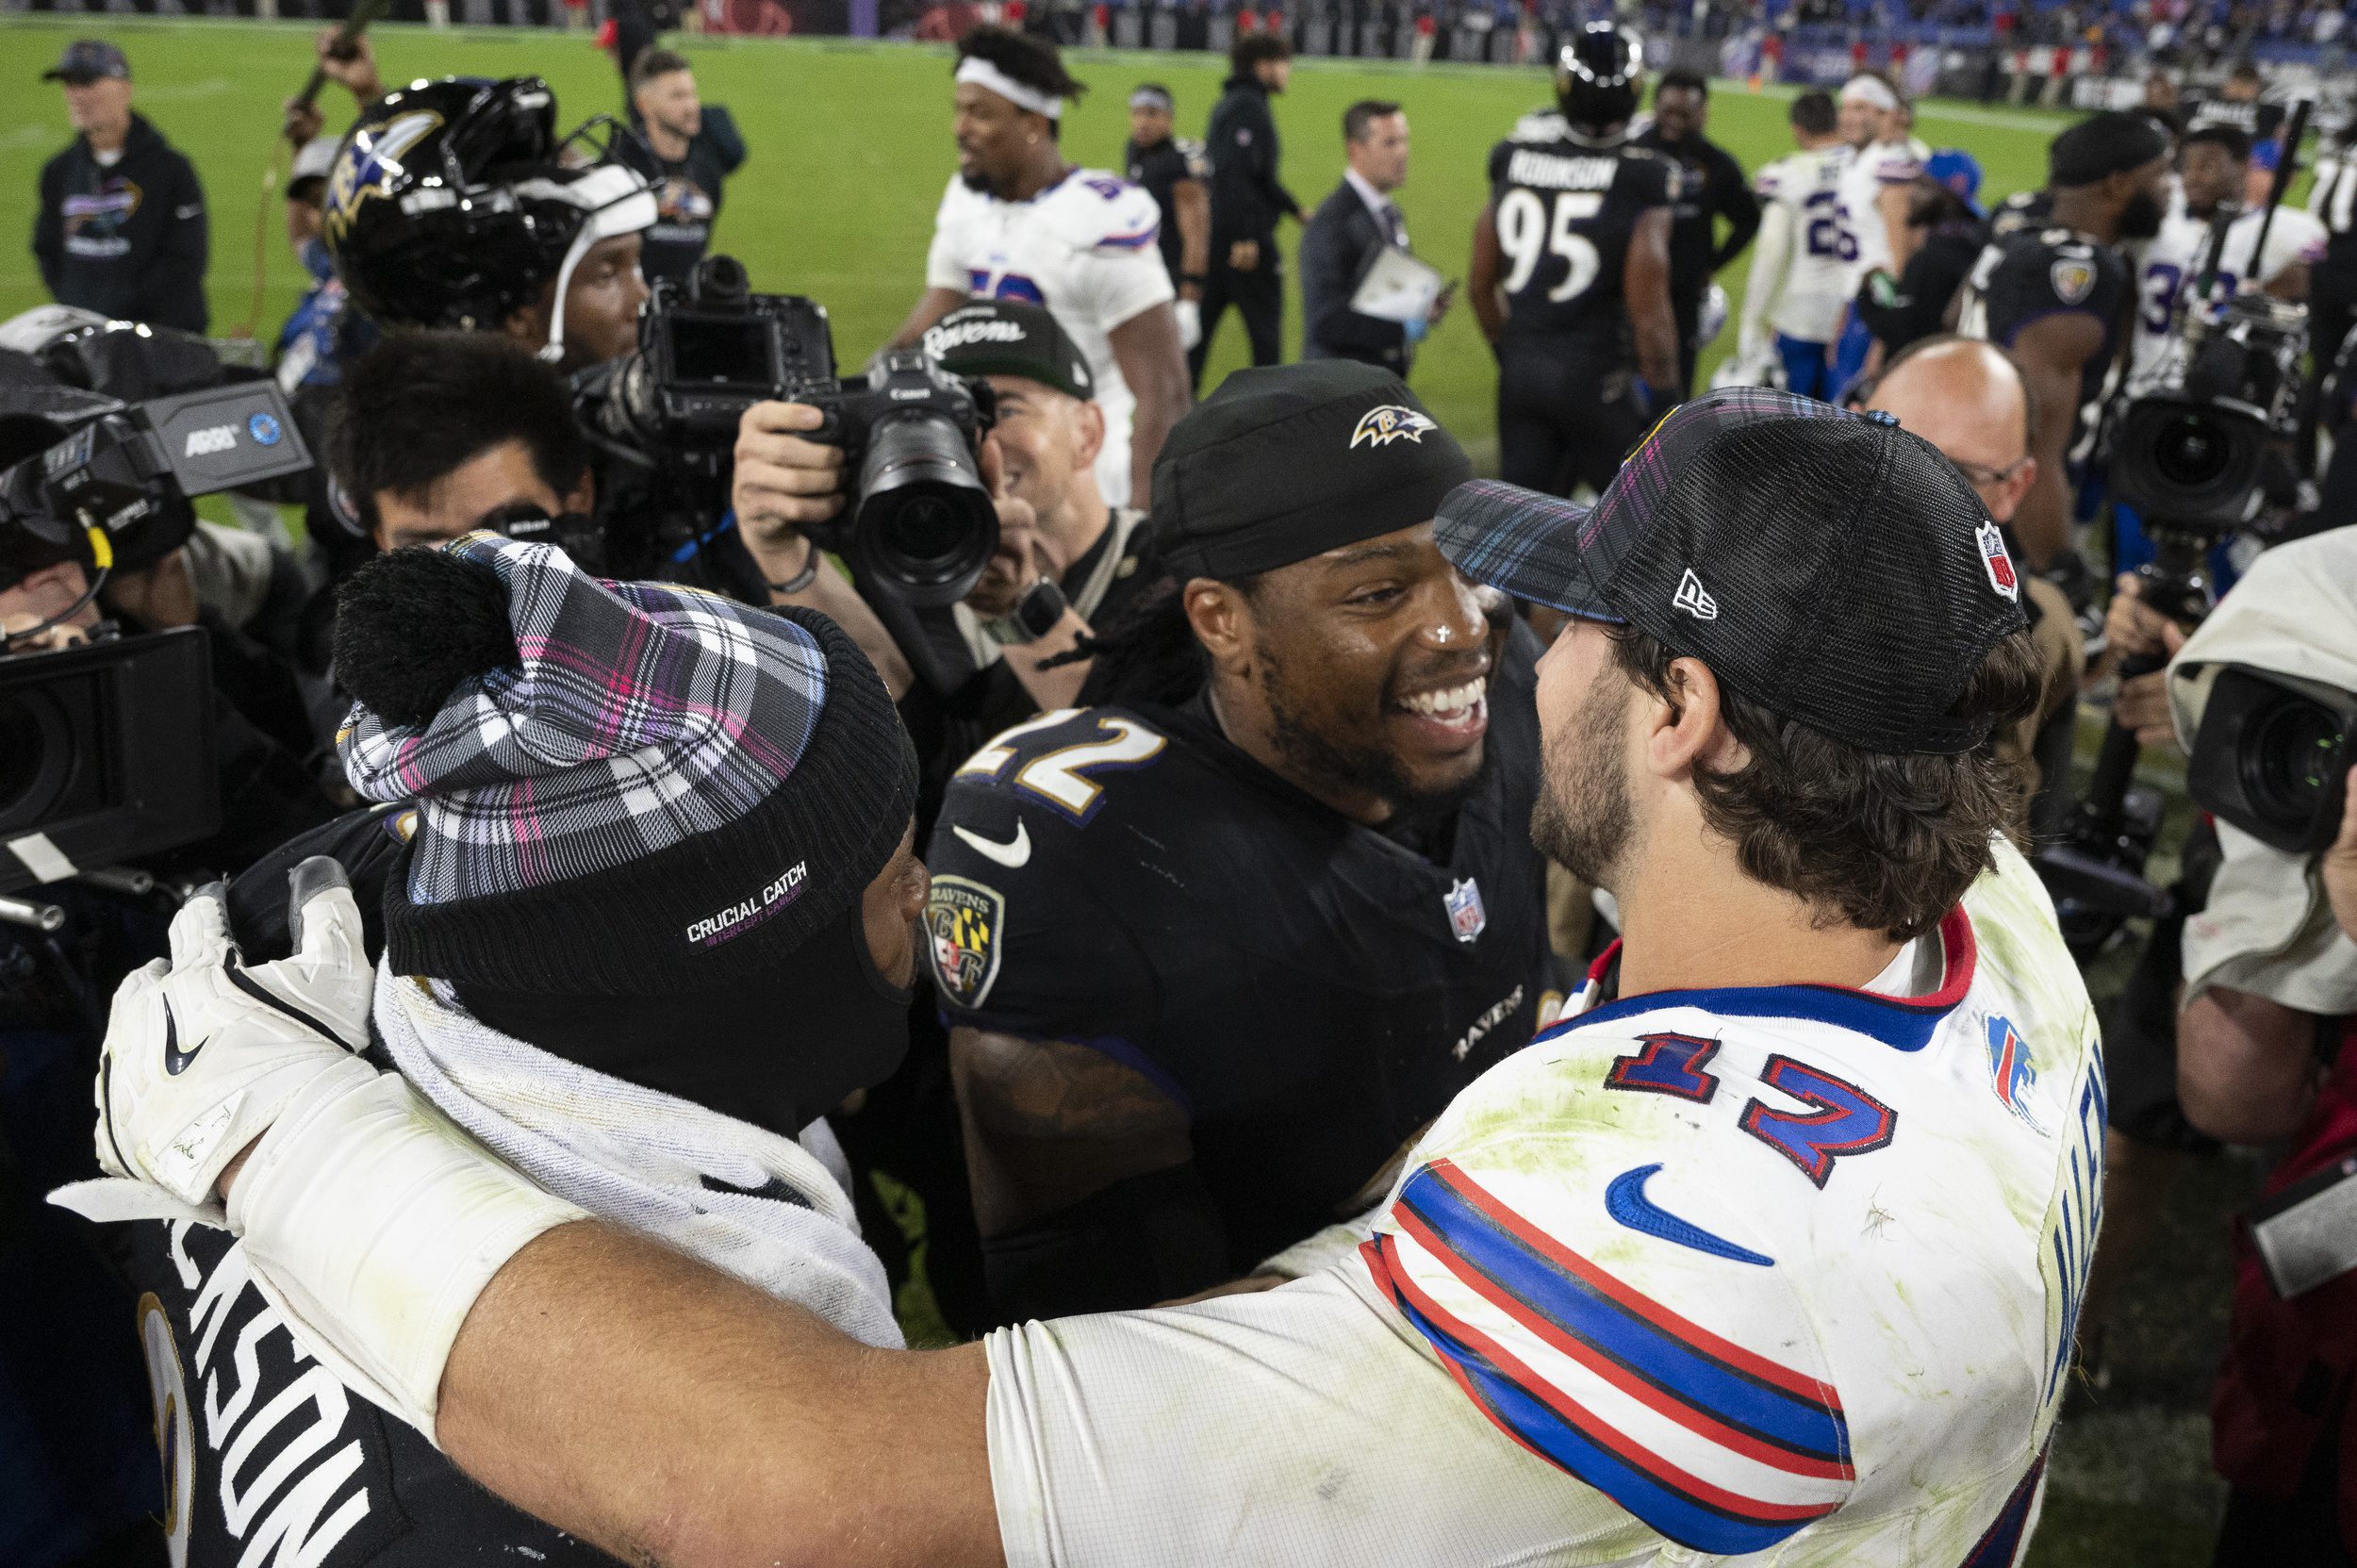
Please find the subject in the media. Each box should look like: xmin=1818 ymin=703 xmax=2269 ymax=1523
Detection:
xmin=1977 ymin=520 xmax=2019 ymax=602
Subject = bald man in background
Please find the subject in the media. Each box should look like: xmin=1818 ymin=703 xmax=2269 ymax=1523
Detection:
xmin=1863 ymin=335 xmax=2084 ymax=836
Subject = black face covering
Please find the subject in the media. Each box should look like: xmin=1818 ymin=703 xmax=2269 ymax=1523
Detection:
xmin=457 ymin=896 xmax=913 ymax=1139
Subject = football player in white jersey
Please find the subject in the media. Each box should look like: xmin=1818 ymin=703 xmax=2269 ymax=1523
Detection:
xmin=79 ymin=390 xmax=2096 ymax=1568
xmin=1738 ymin=89 xmax=1856 ymax=400
xmin=2126 ymin=123 xmax=2326 ymax=394
xmin=884 ymin=27 xmax=1190 ymax=509
xmin=1831 ymin=74 xmax=1925 ymax=389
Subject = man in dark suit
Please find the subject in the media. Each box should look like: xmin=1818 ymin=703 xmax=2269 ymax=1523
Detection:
xmin=1300 ymin=100 xmax=1452 ymax=378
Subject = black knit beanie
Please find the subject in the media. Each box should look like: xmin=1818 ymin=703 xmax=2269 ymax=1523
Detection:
xmin=334 ymin=532 xmax=917 ymax=995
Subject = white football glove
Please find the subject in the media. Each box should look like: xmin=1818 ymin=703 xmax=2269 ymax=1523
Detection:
xmin=86 ymin=858 xmax=375 ymax=1214
xmin=1174 ymin=297 xmax=1203 ymax=353
xmin=55 ymin=854 xmax=590 ymax=1441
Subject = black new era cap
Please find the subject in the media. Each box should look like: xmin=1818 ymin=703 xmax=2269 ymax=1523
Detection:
xmin=1437 ymin=387 xmax=2030 ymax=755
xmin=922 ymin=300 xmax=1094 ymax=404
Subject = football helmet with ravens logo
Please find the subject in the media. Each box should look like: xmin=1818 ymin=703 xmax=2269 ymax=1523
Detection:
xmin=1555 ymin=23 xmax=1644 ymax=135
xmin=324 ymin=76 xmax=655 ymax=361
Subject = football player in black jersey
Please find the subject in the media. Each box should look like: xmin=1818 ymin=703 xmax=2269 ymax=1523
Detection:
xmin=926 ymin=363 xmax=1557 ymax=1322
xmin=1124 ymin=83 xmax=1211 ymax=351
xmin=1959 ymin=111 xmax=2169 ymax=568
xmin=1469 ymin=23 xmax=1679 ymax=500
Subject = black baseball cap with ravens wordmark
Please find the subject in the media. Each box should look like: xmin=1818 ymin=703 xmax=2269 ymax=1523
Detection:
xmin=922 ymin=300 xmax=1094 ymax=404
xmin=1435 ymin=388 xmax=2029 ymax=755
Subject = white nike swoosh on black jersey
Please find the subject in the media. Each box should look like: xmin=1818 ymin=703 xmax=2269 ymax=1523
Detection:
xmin=953 ymin=820 xmax=1030 ymax=868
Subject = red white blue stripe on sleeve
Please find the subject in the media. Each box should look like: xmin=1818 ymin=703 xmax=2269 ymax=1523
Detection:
xmin=1361 ymin=1159 xmax=1854 ymax=1557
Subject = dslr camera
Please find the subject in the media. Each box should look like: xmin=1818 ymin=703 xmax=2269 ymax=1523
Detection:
xmin=597 ymin=255 xmax=1000 ymax=607
xmin=0 ymin=365 xmax=311 ymax=896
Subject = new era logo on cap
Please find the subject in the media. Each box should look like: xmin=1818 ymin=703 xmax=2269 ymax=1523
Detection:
xmin=1673 ymin=569 xmax=1719 ymax=620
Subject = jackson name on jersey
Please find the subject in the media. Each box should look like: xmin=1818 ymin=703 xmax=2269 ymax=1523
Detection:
xmin=925 ymin=168 xmax=1175 ymax=507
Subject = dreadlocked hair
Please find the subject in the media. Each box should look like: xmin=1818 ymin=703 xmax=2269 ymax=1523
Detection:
xmin=1046 ymin=571 xmax=1262 ymax=708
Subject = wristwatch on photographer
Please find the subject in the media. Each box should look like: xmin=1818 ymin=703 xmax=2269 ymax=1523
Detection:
xmin=982 ymin=576 xmax=1069 ymax=647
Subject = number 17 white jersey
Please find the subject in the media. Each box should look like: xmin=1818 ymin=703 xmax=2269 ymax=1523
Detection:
xmin=982 ymin=838 xmax=2103 ymax=1566
xmin=1753 ymin=142 xmax=1856 ymax=343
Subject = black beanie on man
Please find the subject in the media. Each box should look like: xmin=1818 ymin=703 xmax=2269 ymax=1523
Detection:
xmin=334 ymin=531 xmax=916 ymax=996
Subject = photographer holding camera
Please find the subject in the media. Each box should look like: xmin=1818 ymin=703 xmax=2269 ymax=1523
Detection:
xmin=2156 ymin=527 xmax=2357 ymax=1566
xmin=1 ymin=351 xmax=339 ymax=1568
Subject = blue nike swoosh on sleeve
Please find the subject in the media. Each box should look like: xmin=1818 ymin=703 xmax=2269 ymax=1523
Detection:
xmin=1605 ymin=1164 xmax=1776 ymax=1267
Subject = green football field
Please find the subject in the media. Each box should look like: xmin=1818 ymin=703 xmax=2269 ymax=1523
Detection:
xmin=0 ymin=15 xmax=2085 ymax=467
xmin=0 ymin=19 xmax=2229 ymax=1564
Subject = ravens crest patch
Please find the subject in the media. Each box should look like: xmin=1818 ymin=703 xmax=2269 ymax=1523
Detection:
xmin=926 ymin=876 xmax=1006 ymax=1010
xmin=2049 ymin=256 xmax=2097 ymax=306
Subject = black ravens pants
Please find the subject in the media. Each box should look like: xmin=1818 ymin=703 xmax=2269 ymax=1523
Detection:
xmin=1190 ymin=241 xmax=1284 ymax=390
xmin=1494 ymin=336 xmax=1651 ymax=499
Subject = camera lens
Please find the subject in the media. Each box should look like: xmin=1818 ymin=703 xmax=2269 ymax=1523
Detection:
xmin=2153 ymin=412 xmax=2231 ymax=489
xmin=0 ymin=689 xmax=71 ymax=834
xmin=854 ymin=412 xmax=998 ymax=608
xmin=2243 ymin=696 xmax=2341 ymax=824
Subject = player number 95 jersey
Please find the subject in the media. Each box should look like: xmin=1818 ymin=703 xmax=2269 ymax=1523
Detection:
xmin=1486 ymin=111 xmax=1677 ymax=347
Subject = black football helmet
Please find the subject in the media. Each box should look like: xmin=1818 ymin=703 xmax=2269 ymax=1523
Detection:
xmin=322 ymin=76 xmax=654 ymax=359
xmin=1556 ymin=24 xmax=1644 ymax=135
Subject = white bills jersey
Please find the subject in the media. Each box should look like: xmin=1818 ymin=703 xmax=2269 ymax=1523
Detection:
xmin=983 ymin=839 xmax=2103 ymax=1566
xmin=2128 ymin=203 xmax=2330 ymax=391
xmin=1753 ymin=143 xmax=1857 ymax=342
xmin=1840 ymin=138 xmax=1924 ymax=282
xmin=925 ymin=169 xmax=1175 ymax=507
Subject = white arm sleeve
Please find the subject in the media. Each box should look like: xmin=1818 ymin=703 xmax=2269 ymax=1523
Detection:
xmin=1742 ymin=202 xmax=1795 ymax=344
xmin=926 ymin=178 xmax=970 ymax=293
xmin=983 ymin=1264 xmax=1648 ymax=1568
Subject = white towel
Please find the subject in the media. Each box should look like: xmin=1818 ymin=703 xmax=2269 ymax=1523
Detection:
xmin=373 ymin=960 xmax=903 ymax=1349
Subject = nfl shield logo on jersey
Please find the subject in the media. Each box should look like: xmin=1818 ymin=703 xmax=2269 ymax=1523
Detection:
xmin=1443 ymin=878 xmax=1488 ymax=944
xmin=1977 ymin=520 xmax=2019 ymax=601
xmin=926 ymin=876 xmax=1007 ymax=1009
xmin=1984 ymin=1015 xmax=2045 ymax=1131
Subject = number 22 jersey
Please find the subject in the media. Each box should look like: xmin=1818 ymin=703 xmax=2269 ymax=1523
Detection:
xmin=1486 ymin=111 xmax=1678 ymax=352
xmin=924 ymin=633 xmax=1556 ymax=1278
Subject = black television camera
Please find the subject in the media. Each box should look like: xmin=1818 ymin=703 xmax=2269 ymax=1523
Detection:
xmin=1 ymin=378 xmax=314 ymax=608
xmin=2109 ymin=289 xmax=2308 ymax=537
xmin=0 ymin=376 xmax=311 ymax=900
xmin=2186 ymin=667 xmax=2356 ymax=855
xmin=593 ymin=255 xmax=1000 ymax=607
